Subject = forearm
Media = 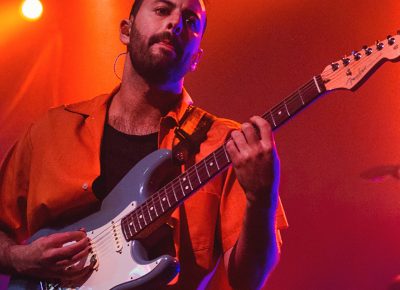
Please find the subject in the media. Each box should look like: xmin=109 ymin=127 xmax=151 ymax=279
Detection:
xmin=227 ymin=196 xmax=279 ymax=290
xmin=0 ymin=230 xmax=18 ymax=275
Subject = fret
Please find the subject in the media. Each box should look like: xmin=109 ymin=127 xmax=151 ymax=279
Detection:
xmin=136 ymin=212 xmax=143 ymax=230
xmin=269 ymin=111 xmax=277 ymax=127
xmin=160 ymin=188 xmax=170 ymax=209
xmin=286 ymin=93 xmax=305 ymax=116
xmin=138 ymin=208 xmax=148 ymax=226
xmin=185 ymin=172 xmax=193 ymax=190
xmin=204 ymin=155 xmax=219 ymax=176
xmin=197 ymin=162 xmax=209 ymax=183
xmin=129 ymin=215 xmax=138 ymax=233
xmin=173 ymin=179 xmax=186 ymax=200
xmin=214 ymin=148 xmax=229 ymax=169
xmin=298 ymin=89 xmax=305 ymax=105
xmin=284 ymin=101 xmax=291 ymax=116
xmin=178 ymin=177 xmax=186 ymax=197
xmin=153 ymin=191 xmax=164 ymax=214
xmin=145 ymin=204 xmax=153 ymax=222
xmin=223 ymin=145 xmax=230 ymax=163
xmin=165 ymin=188 xmax=172 ymax=207
xmin=271 ymin=104 xmax=290 ymax=127
xmin=125 ymin=220 xmax=133 ymax=238
xmin=143 ymin=204 xmax=152 ymax=223
xmin=213 ymin=152 xmax=220 ymax=170
xmin=146 ymin=199 xmax=156 ymax=221
xmin=313 ymin=76 xmax=322 ymax=93
xmin=189 ymin=166 xmax=202 ymax=189
xmin=171 ymin=183 xmax=178 ymax=202
xmin=300 ymin=79 xmax=320 ymax=104
xmin=194 ymin=165 xmax=202 ymax=185
xmin=151 ymin=195 xmax=159 ymax=217
xmin=203 ymin=159 xmax=211 ymax=177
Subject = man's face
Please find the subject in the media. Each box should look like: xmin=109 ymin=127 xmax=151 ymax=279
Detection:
xmin=127 ymin=0 xmax=206 ymax=84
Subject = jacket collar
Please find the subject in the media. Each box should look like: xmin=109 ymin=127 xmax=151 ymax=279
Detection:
xmin=64 ymin=85 xmax=193 ymax=125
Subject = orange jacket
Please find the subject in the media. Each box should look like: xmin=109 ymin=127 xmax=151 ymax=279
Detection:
xmin=0 ymin=87 xmax=288 ymax=288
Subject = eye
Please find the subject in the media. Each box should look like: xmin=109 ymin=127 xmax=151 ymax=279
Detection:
xmin=155 ymin=7 xmax=170 ymax=16
xmin=185 ymin=15 xmax=200 ymax=31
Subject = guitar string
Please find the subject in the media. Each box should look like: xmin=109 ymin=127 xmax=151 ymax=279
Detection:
xmin=86 ymin=148 xmax=233 ymax=254
xmin=84 ymin=53 xmax=378 ymax=247
xmin=88 ymin=142 xmax=234 ymax=251
xmin=74 ymin=76 xmax=346 ymax=258
xmin=43 ymin=46 xmax=388 ymax=280
xmin=78 ymin=80 xmax=321 ymax=249
xmin=85 ymin=79 xmax=322 ymax=248
xmin=86 ymin=69 xmax=358 ymax=253
xmin=75 ymin=46 xmax=392 ymax=261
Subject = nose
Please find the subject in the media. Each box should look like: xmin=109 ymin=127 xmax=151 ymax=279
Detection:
xmin=167 ymin=13 xmax=183 ymax=35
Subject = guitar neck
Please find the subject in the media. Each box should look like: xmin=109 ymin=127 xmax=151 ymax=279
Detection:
xmin=263 ymin=75 xmax=326 ymax=129
xmin=121 ymin=75 xmax=326 ymax=241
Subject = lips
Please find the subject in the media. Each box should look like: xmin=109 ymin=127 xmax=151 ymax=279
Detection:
xmin=148 ymin=32 xmax=183 ymax=59
xmin=158 ymin=40 xmax=175 ymax=51
xmin=155 ymin=40 xmax=179 ymax=58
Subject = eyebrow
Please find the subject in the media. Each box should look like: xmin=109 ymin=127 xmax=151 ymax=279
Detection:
xmin=153 ymin=0 xmax=203 ymax=19
xmin=153 ymin=0 xmax=176 ymax=8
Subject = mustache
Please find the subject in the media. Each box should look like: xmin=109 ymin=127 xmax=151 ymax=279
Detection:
xmin=149 ymin=32 xmax=183 ymax=56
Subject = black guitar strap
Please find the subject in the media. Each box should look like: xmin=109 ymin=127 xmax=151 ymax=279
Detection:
xmin=172 ymin=105 xmax=216 ymax=165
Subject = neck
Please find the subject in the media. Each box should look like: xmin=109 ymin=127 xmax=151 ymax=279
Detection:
xmin=108 ymin=58 xmax=183 ymax=135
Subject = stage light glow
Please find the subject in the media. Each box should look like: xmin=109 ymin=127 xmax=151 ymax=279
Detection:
xmin=21 ymin=0 xmax=43 ymax=21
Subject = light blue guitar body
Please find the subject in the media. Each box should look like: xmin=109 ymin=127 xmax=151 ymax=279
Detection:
xmin=8 ymin=149 xmax=180 ymax=290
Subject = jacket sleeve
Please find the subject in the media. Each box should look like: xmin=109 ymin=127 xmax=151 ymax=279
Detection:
xmin=0 ymin=126 xmax=33 ymax=243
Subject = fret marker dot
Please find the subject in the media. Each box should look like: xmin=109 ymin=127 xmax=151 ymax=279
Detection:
xmin=140 ymin=215 xmax=143 ymax=219
xmin=162 ymin=198 xmax=166 ymax=201
xmin=183 ymin=177 xmax=186 ymax=181
xmin=185 ymin=186 xmax=189 ymax=190
xmin=278 ymin=111 xmax=282 ymax=115
xmin=129 ymin=222 xmax=133 ymax=226
xmin=210 ymin=162 xmax=214 ymax=166
xmin=150 ymin=207 xmax=154 ymax=210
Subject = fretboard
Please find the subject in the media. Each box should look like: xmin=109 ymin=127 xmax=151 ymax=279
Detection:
xmin=121 ymin=75 xmax=326 ymax=241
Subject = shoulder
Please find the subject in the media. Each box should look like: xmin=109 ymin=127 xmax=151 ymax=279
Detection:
xmin=29 ymin=93 xmax=109 ymax=143
xmin=192 ymin=106 xmax=240 ymax=148
xmin=212 ymin=117 xmax=240 ymax=131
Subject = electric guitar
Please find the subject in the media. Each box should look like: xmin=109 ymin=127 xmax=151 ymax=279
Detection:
xmin=9 ymin=33 xmax=400 ymax=290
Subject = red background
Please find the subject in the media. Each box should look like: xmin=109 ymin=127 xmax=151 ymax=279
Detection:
xmin=0 ymin=0 xmax=399 ymax=289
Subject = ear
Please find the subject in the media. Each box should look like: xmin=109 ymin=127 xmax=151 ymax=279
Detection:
xmin=190 ymin=48 xmax=203 ymax=72
xmin=120 ymin=18 xmax=132 ymax=45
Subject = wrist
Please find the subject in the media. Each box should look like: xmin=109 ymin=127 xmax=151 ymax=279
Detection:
xmin=246 ymin=199 xmax=277 ymax=227
xmin=7 ymin=245 xmax=26 ymax=274
xmin=245 ymin=190 xmax=278 ymax=212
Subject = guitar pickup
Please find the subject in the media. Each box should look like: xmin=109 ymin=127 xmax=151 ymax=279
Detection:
xmin=112 ymin=221 xmax=123 ymax=253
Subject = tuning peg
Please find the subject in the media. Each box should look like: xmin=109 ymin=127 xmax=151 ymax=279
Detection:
xmin=387 ymin=35 xmax=396 ymax=45
xmin=352 ymin=50 xmax=362 ymax=61
xmin=362 ymin=45 xmax=373 ymax=55
xmin=342 ymin=56 xmax=351 ymax=66
xmin=331 ymin=62 xmax=339 ymax=71
xmin=376 ymin=40 xmax=384 ymax=50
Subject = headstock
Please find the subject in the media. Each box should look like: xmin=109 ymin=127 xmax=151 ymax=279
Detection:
xmin=321 ymin=32 xmax=400 ymax=91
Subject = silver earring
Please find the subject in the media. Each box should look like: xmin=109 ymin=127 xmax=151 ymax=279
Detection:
xmin=113 ymin=52 xmax=127 ymax=80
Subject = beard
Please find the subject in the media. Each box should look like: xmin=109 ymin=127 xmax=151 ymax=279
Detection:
xmin=128 ymin=24 xmax=193 ymax=84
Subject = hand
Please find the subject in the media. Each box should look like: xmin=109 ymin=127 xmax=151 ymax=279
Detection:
xmin=8 ymin=230 xmax=93 ymax=284
xmin=226 ymin=116 xmax=279 ymax=208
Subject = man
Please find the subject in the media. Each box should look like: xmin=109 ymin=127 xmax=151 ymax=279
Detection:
xmin=0 ymin=0 xmax=287 ymax=289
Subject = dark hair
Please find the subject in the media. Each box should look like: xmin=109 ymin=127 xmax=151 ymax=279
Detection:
xmin=129 ymin=0 xmax=208 ymax=34
xmin=129 ymin=0 xmax=144 ymax=17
